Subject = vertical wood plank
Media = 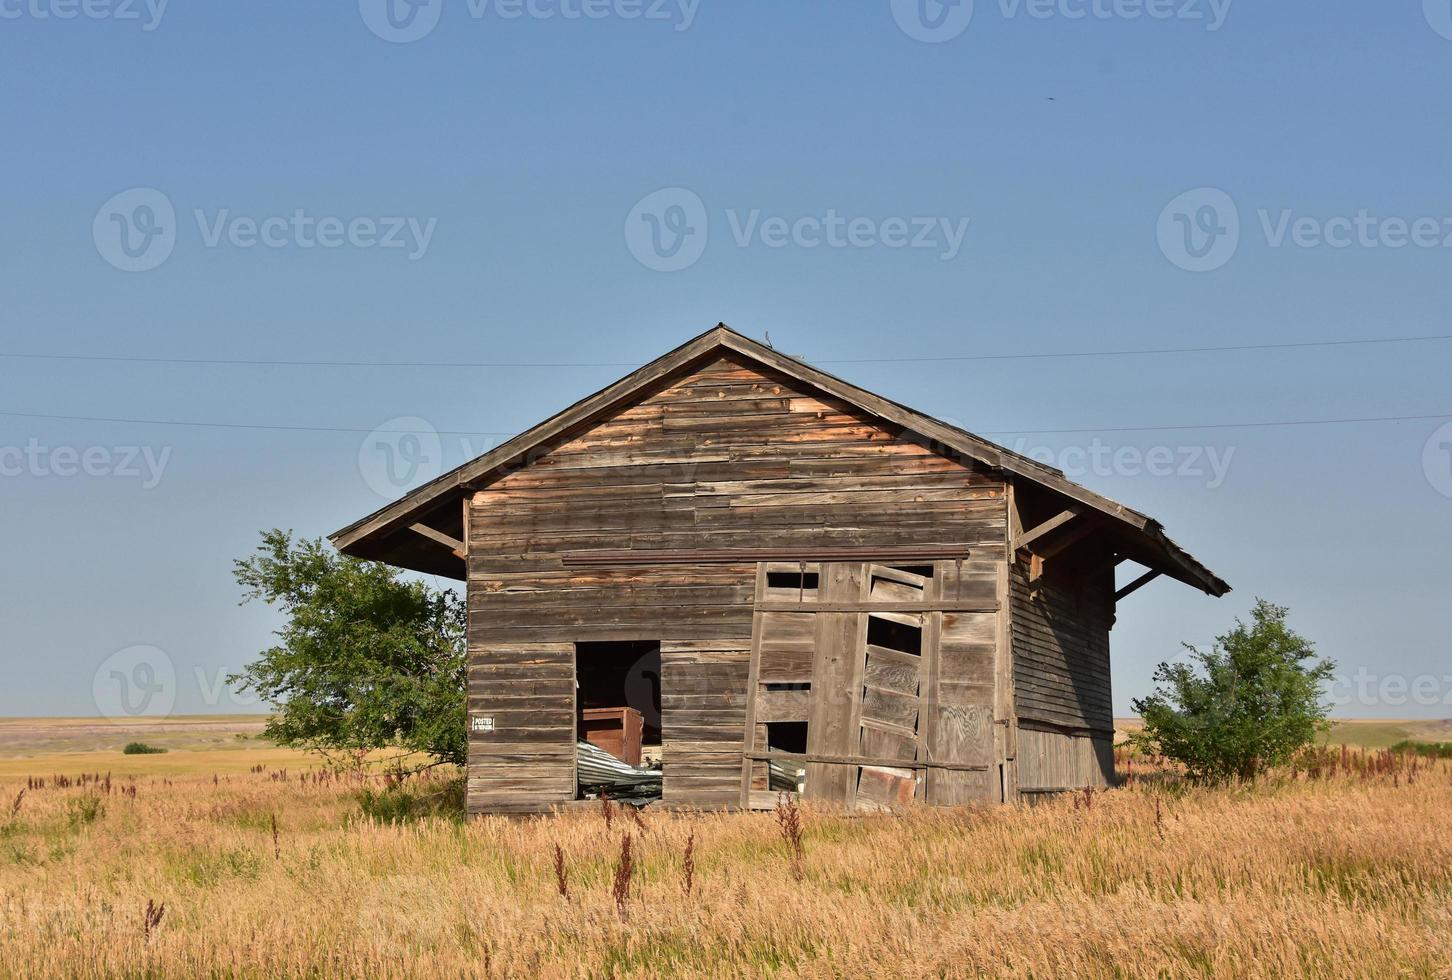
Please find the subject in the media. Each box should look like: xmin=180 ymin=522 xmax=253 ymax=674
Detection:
xmin=917 ymin=567 xmax=944 ymax=803
xmin=739 ymin=563 xmax=768 ymax=806
xmin=842 ymin=572 xmax=871 ymax=811
xmin=995 ymin=502 xmax=1018 ymax=802
xmin=804 ymin=562 xmax=864 ymax=803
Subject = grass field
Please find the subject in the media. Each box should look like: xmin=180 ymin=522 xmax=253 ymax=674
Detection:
xmin=0 ymin=716 xmax=316 ymax=779
xmin=1 ymin=718 xmax=1451 ymax=977
xmin=1114 ymin=716 xmax=1452 ymax=750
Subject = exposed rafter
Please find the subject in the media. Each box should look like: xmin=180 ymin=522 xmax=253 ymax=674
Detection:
xmin=1012 ymin=509 xmax=1078 ymax=553
xmin=408 ymin=523 xmax=466 ymax=560
xmin=1115 ymin=569 xmax=1163 ymax=602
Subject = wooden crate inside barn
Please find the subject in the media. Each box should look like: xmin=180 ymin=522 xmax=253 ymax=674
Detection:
xmin=580 ymin=707 xmax=644 ymax=767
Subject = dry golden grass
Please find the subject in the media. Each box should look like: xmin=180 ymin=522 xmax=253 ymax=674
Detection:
xmin=2 ymin=760 xmax=1452 ymax=980
xmin=2 ymin=752 xmax=1451 ymax=979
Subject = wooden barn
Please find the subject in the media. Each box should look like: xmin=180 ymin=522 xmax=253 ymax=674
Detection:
xmin=331 ymin=325 xmax=1229 ymax=814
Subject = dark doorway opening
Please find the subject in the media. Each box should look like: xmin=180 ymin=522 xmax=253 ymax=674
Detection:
xmin=575 ymin=641 xmax=662 ymax=757
xmin=868 ymin=615 xmax=922 ymax=656
xmin=766 ymin=720 xmax=808 ymax=755
xmin=766 ymin=720 xmax=808 ymax=793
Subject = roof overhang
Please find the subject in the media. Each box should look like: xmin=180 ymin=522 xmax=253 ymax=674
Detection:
xmin=330 ymin=324 xmax=1229 ymax=597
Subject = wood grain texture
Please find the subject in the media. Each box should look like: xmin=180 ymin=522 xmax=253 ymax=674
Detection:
xmin=1016 ymin=724 xmax=1114 ymax=791
xmin=466 ymin=643 xmax=576 ymax=813
xmin=1009 ymin=549 xmax=1115 ymax=734
xmin=461 ymin=355 xmax=1015 ymax=812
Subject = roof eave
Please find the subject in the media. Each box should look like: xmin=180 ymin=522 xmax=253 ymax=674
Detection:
xmin=330 ymin=323 xmax=1229 ymax=598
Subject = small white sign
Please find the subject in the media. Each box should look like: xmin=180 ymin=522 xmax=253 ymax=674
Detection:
xmin=471 ymin=715 xmax=495 ymax=733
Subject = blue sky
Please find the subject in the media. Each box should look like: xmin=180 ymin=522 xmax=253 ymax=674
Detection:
xmin=1 ymin=1 xmax=1449 ymax=719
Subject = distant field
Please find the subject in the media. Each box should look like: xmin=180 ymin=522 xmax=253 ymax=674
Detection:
xmin=0 ymin=715 xmax=320 ymax=778
xmin=1116 ymin=716 xmax=1452 ymax=750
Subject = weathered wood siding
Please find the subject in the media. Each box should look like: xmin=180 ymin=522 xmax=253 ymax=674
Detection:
xmin=464 ymin=353 xmax=1009 ymax=809
xmin=661 ymin=640 xmax=751 ymax=806
xmin=1009 ymin=558 xmax=1114 ymax=734
xmin=1016 ymin=725 xmax=1114 ymax=791
xmin=1009 ymin=552 xmax=1116 ymax=793
xmin=466 ymin=642 xmax=576 ymax=814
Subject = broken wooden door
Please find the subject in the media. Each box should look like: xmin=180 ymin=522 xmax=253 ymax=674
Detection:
xmin=741 ymin=559 xmax=998 ymax=809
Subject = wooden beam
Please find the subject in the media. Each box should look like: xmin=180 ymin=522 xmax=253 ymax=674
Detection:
xmin=1115 ymin=569 xmax=1163 ymax=602
xmin=564 ymin=546 xmax=973 ymax=567
xmin=753 ymin=601 xmax=998 ymax=614
xmin=1013 ymin=509 xmax=1077 ymax=552
xmin=744 ymin=752 xmax=991 ymax=773
xmin=1036 ymin=521 xmax=1099 ymax=559
xmin=408 ymin=523 xmax=466 ymax=560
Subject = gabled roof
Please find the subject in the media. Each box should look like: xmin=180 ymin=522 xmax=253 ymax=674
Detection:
xmin=331 ymin=324 xmax=1229 ymax=596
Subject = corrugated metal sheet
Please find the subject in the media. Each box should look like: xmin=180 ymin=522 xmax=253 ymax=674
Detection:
xmin=576 ymin=740 xmax=662 ymax=801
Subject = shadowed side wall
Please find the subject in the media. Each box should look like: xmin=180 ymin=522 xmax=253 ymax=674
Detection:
xmin=1010 ymin=551 xmax=1116 ymax=792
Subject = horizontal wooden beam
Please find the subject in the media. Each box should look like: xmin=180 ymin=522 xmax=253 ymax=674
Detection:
xmin=1115 ymin=568 xmax=1163 ymax=602
xmin=754 ymin=601 xmax=998 ymax=614
xmin=1013 ymin=509 xmax=1077 ymax=552
xmin=408 ymin=523 xmax=466 ymax=560
xmin=744 ymin=752 xmax=991 ymax=773
xmin=564 ymin=546 xmax=973 ymax=567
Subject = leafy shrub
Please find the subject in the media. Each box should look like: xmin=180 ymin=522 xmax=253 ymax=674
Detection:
xmin=1132 ymin=600 xmax=1334 ymax=782
xmin=230 ymin=530 xmax=468 ymax=768
xmin=123 ymin=742 xmax=168 ymax=755
xmin=1391 ymin=740 xmax=1452 ymax=760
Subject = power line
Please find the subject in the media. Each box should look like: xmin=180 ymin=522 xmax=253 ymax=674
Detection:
xmin=1 ymin=333 xmax=1449 ymax=370
xmin=0 ymin=411 xmax=511 ymax=437
xmin=829 ymin=333 xmax=1452 ymax=365
xmin=0 ymin=409 xmax=1447 ymax=439
xmin=986 ymin=413 xmax=1452 ymax=436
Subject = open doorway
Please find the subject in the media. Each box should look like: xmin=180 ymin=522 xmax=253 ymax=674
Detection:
xmin=575 ymin=641 xmax=662 ymax=768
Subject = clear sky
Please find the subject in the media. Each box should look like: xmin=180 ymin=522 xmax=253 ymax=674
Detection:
xmin=1 ymin=1 xmax=1449 ymax=720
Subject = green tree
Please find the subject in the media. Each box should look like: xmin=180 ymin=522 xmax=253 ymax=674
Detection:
xmin=229 ymin=530 xmax=467 ymax=769
xmin=1131 ymin=599 xmax=1334 ymax=782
